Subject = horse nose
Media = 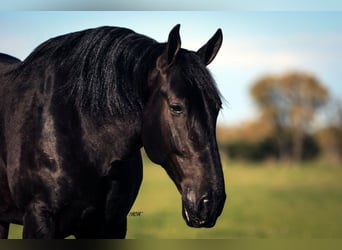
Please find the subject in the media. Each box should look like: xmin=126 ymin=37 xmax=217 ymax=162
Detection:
xmin=183 ymin=189 xmax=221 ymax=227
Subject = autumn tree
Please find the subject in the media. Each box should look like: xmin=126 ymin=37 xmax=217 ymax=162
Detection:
xmin=316 ymin=97 xmax=342 ymax=162
xmin=250 ymin=71 xmax=328 ymax=161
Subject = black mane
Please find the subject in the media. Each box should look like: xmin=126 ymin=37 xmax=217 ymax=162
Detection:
xmin=17 ymin=26 xmax=164 ymax=116
xmin=14 ymin=26 xmax=221 ymax=116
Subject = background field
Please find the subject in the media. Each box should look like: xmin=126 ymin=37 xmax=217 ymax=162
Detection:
xmin=9 ymin=158 xmax=342 ymax=239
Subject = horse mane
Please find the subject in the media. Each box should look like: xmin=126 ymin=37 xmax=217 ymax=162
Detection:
xmin=13 ymin=26 xmax=221 ymax=117
xmin=16 ymin=26 xmax=164 ymax=116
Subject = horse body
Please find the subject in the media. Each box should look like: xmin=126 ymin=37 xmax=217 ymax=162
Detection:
xmin=0 ymin=53 xmax=23 ymax=237
xmin=0 ymin=32 xmax=146 ymax=238
xmin=0 ymin=25 xmax=226 ymax=238
xmin=0 ymin=47 xmax=144 ymax=238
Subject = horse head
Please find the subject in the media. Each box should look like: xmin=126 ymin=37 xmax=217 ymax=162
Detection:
xmin=142 ymin=25 xmax=226 ymax=228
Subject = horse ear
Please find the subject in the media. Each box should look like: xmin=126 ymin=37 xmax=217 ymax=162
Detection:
xmin=166 ymin=24 xmax=181 ymax=66
xmin=157 ymin=24 xmax=181 ymax=70
xmin=196 ymin=29 xmax=223 ymax=66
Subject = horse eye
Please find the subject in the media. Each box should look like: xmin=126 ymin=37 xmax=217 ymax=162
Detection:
xmin=169 ymin=103 xmax=184 ymax=114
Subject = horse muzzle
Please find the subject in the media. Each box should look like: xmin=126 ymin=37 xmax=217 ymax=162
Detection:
xmin=181 ymin=190 xmax=226 ymax=228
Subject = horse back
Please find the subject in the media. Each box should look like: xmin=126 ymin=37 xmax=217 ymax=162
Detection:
xmin=0 ymin=53 xmax=20 ymax=71
xmin=0 ymin=53 xmax=20 ymax=64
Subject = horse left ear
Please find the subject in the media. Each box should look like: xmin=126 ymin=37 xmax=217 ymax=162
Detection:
xmin=197 ymin=29 xmax=223 ymax=66
xmin=166 ymin=24 xmax=181 ymax=66
xmin=157 ymin=24 xmax=181 ymax=71
xmin=167 ymin=24 xmax=181 ymax=65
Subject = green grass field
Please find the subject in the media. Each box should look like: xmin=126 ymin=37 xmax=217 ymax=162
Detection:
xmin=8 ymin=159 xmax=342 ymax=239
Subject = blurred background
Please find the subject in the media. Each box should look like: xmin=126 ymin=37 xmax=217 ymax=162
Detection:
xmin=1 ymin=11 xmax=341 ymax=238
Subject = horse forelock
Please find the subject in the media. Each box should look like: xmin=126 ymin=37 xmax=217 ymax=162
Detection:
xmin=177 ymin=51 xmax=222 ymax=112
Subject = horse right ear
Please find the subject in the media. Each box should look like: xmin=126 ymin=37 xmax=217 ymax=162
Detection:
xmin=197 ymin=28 xmax=223 ymax=66
xmin=157 ymin=24 xmax=181 ymax=70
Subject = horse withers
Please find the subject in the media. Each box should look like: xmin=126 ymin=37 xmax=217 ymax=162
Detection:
xmin=0 ymin=24 xmax=226 ymax=238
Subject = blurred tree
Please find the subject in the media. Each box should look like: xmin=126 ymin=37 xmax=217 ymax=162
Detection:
xmin=251 ymin=71 xmax=328 ymax=161
xmin=327 ymin=97 xmax=342 ymax=128
xmin=316 ymin=97 xmax=342 ymax=163
xmin=315 ymin=126 xmax=342 ymax=163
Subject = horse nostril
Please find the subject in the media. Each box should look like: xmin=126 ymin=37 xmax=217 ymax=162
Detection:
xmin=197 ymin=194 xmax=210 ymax=219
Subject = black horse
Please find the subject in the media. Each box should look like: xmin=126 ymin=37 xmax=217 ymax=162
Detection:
xmin=0 ymin=24 xmax=226 ymax=238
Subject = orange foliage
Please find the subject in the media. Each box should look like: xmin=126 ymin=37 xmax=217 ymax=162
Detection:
xmin=217 ymin=119 xmax=274 ymax=144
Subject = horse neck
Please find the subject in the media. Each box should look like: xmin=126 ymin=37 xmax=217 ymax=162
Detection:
xmin=78 ymin=111 xmax=143 ymax=173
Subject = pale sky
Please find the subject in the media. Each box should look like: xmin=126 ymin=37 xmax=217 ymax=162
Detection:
xmin=1 ymin=11 xmax=341 ymax=125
